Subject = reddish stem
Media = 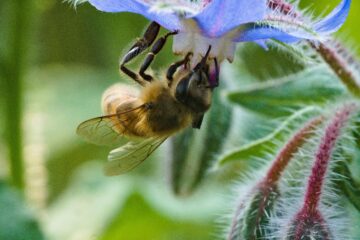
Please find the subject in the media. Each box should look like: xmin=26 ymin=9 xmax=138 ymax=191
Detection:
xmin=286 ymin=105 xmax=356 ymax=240
xmin=268 ymin=0 xmax=296 ymax=16
xmin=311 ymin=42 xmax=360 ymax=97
xmin=227 ymin=117 xmax=323 ymax=240
xmin=265 ymin=117 xmax=323 ymax=185
xmin=303 ymin=105 xmax=354 ymax=214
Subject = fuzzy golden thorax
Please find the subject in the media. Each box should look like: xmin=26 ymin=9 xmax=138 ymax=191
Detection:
xmin=101 ymin=74 xmax=196 ymax=139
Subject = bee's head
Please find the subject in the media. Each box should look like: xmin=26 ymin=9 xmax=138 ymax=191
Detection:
xmin=175 ymin=46 xmax=212 ymax=113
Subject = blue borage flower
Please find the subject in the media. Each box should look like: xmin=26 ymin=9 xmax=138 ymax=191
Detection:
xmin=74 ymin=0 xmax=351 ymax=65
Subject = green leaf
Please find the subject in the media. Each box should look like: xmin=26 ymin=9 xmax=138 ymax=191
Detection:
xmin=217 ymin=106 xmax=321 ymax=168
xmin=169 ymin=88 xmax=233 ymax=196
xmin=337 ymin=162 xmax=360 ymax=212
xmin=0 ymin=181 xmax=44 ymax=240
xmin=26 ymin=66 xmax=118 ymax=152
xmin=229 ymin=42 xmax=305 ymax=83
xmin=267 ymin=40 xmax=316 ymax=67
xmin=100 ymin=192 xmax=215 ymax=240
xmin=227 ymin=66 xmax=346 ymax=116
xmin=27 ymin=66 xmax=118 ymax=203
xmin=46 ymin=143 xmax=109 ymax=203
xmin=44 ymin=162 xmax=132 ymax=240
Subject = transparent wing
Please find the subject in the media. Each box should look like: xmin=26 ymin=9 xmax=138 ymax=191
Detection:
xmin=76 ymin=105 xmax=145 ymax=147
xmin=104 ymin=137 xmax=167 ymax=176
xmin=76 ymin=115 xmax=131 ymax=147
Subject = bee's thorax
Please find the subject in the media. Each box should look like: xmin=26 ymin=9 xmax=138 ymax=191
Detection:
xmin=140 ymin=80 xmax=193 ymax=135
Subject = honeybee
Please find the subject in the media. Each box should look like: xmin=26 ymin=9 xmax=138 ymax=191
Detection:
xmin=77 ymin=22 xmax=219 ymax=176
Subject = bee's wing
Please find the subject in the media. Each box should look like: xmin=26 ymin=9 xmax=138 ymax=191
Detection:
xmin=104 ymin=136 xmax=167 ymax=176
xmin=77 ymin=114 xmax=132 ymax=147
xmin=76 ymin=103 xmax=147 ymax=147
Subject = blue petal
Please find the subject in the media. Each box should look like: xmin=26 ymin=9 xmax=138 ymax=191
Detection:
xmin=88 ymin=0 xmax=182 ymax=31
xmin=234 ymin=25 xmax=302 ymax=43
xmin=192 ymin=0 xmax=267 ymax=38
xmin=235 ymin=0 xmax=351 ymax=43
xmin=314 ymin=0 xmax=351 ymax=33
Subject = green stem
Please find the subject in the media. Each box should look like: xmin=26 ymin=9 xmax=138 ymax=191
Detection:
xmin=5 ymin=0 xmax=33 ymax=190
xmin=0 ymin=60 xmax=6 ymax=78
xmin=337 ymin=161 xmax=360 ymax=212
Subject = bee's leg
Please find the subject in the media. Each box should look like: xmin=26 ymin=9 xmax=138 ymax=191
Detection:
xmin=139 ymin=31 xmax=178 ymax=81
xmin=120 ymin=64 xmax=146 ymax=86
xmin=192 ymin=113 xmax=205 ymax=129
xmin=166 ymin=52 xmax=192 ymax=83
xmin=210 ymin=58 xmax=220 ymax=88
xmin=120 ymin=21 xmax=160 ymax=86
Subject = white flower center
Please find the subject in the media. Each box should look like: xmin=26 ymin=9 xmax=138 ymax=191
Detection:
xmin=147 ymin=0 xmax=204 ymax=16
xmin=172 ymin=19 xmax=237 ymax=66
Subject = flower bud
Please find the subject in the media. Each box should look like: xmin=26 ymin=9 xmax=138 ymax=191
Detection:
xmin=280 ymin=103 xmax=357 ymax=240
xmin=227 ymin=117 xmax=322 ymax=239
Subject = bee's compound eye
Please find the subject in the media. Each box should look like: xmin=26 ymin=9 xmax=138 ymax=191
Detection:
xmin=196 ymin=75 xmax=202 ymax=86
xmin=175 ymin=77 xmax=190 ymax=103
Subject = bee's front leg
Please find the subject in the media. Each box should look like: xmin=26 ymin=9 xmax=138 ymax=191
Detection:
xmin=139 ymin=30 xmax=178 ymax=82
xmin=120 ymin=21 xmax=160 ymax=86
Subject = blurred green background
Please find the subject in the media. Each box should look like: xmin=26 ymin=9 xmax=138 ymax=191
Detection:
xmin=0 ymin=0 xmax=359 ymax=239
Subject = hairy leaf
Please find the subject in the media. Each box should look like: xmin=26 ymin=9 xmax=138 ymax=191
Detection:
xmin=217 ymin=106 xmax=321 ymax=168
xmin=227 ymin=66 xmax=346 ymax=116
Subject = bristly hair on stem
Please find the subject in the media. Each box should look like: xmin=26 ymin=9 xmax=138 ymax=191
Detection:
xmin=274 ymin=103 xmax=358 ymax=240
xmin=303 ymin=104 xmax=356 ymax=214
xmin=66 ymin=0 xmax=89 ymax=7
xmin=267 ymin=0 xmax=360 ymax=98
xmin=311 ymin=40 xmax=360 ymax=97
xmin=227 ymin=116 xmax=323 ymax=240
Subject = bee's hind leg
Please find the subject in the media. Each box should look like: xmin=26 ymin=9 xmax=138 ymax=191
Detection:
xmin=120 ymin=21 xmax=160 ymax=86
xmin=139 ymin=30 xmax=178 ymax=82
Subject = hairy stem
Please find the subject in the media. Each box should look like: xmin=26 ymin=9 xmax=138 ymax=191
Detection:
xmin=265 ymin=117 xmax=323 ymax=184
xmin=286 ymin=104 xmax=356 ymax=240
xmin=303 ymin=104 xmax=355 ymax=213
xmin=227 ymin=117 xmax=323 ymax=240
xmin=267 ymin=0 xmax=360 ymax=98
xmin=311 ymin=42 xmax=360 ymax=97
